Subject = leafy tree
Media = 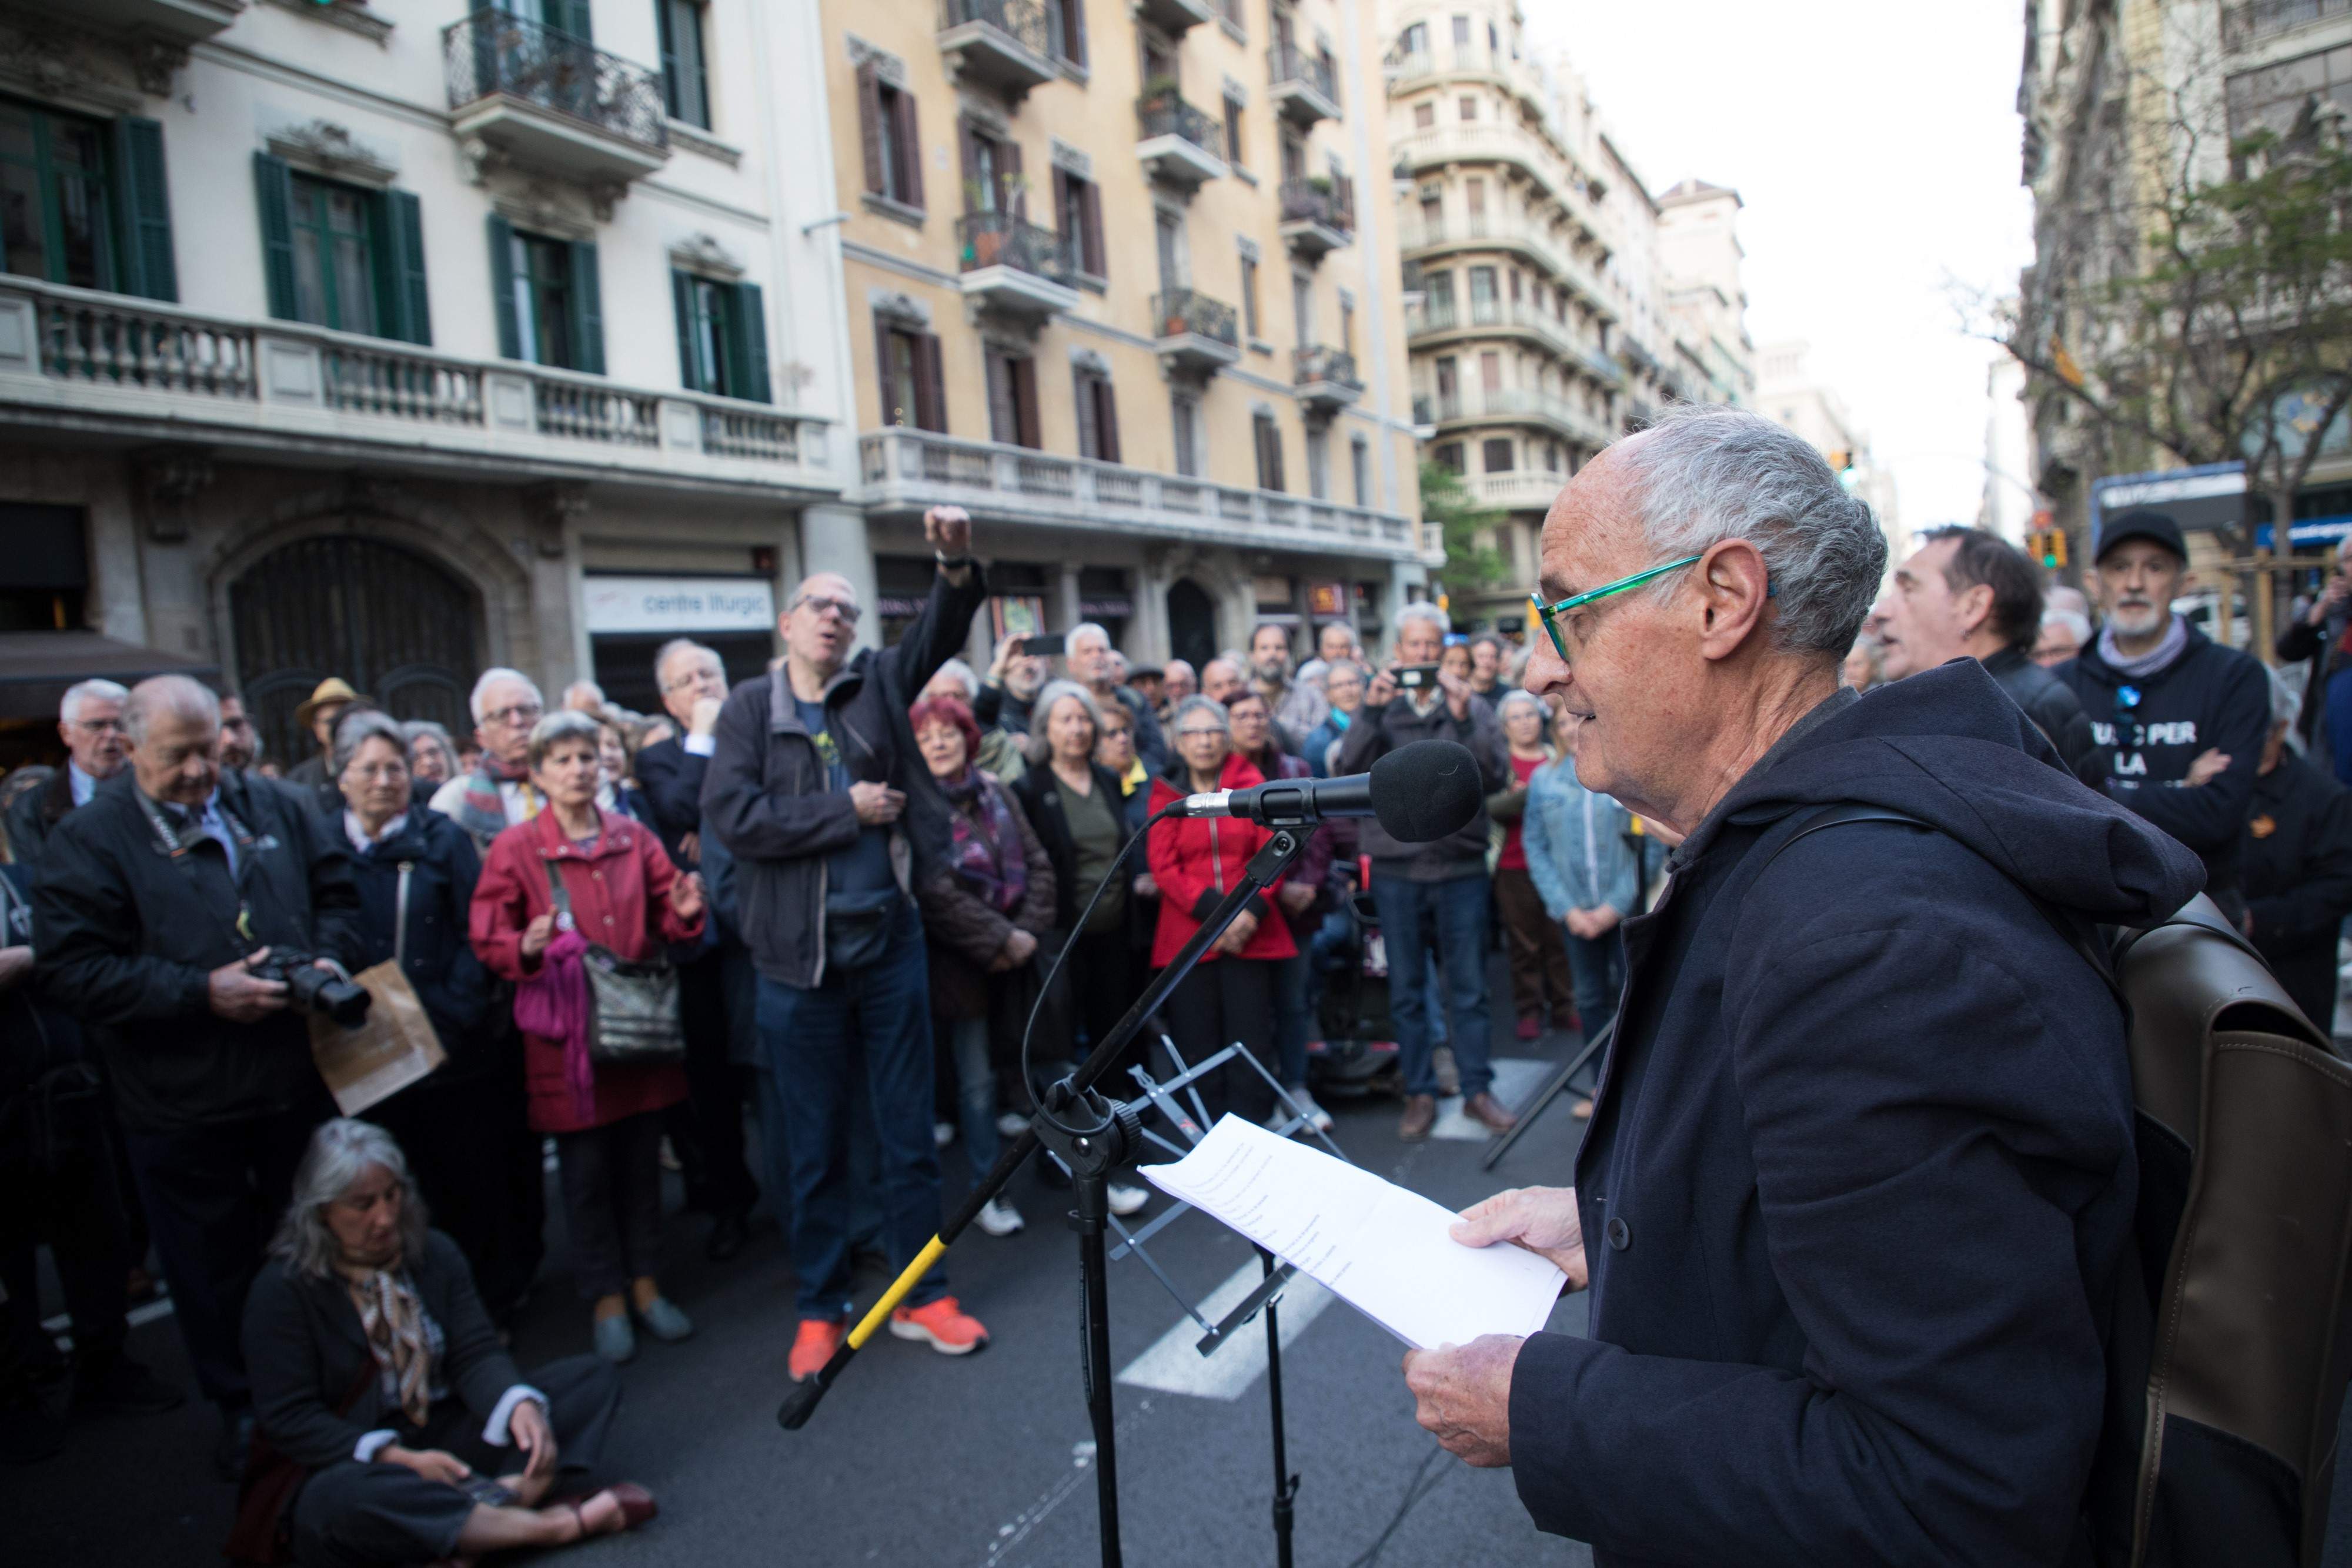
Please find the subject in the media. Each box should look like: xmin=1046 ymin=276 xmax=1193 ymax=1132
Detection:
xmin=1419 ymin=459 xmax=1511 ymax=600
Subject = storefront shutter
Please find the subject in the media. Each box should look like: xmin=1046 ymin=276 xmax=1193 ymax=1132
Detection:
xmin=486 ymin=213 xmax=521 ymax=360
xmin=111 ymin=118 xmax=177 ymax=302
xmin=253 ymin=152 xmax=299 ymax=320
xmin=567 ymin=238 xmax=604 ymax=374
xmin=733 ymin=280 xmax=770 ymax=404
xmin=377 ymin=189 xmax=432 ymax=345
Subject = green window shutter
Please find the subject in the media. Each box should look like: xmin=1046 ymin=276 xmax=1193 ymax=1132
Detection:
xmin=656 ymin=0 xmax=681 ymax=119
xmin=111 ymin=118 xmax=177 ymax=302
xmin=556 ymin=0 xmax=593 ymax=41
xmin=733 ymin=280 xmax=770 ymax=403
xmin=487 ymin=213 xmax=520 ymax=360
xmin=671 ymin=269 xmax=700 ymax=390
xmin=253 ymin=152 xmax=298 ymax=320
xmin=567 ymin=238 xmax=604 ymax=374
xmin=376 ymin=189 xmax=432 ymax=346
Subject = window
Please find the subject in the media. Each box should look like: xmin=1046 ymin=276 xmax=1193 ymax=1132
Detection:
xmin=1544 ymin=443 xmax=1561 ymax=473
xmin=1172 ymin=393 xmax=1200 ymax=477
xmin=1468 ymin=265 xmax=1497 ymax=315
xmin=1451 ymin=14 xmax=1470 ymax=45
xmin=288 ymin=176 xmax=377 ymax=336
xmin=1225 ymin=94 xmax=1245 ymax=166
xmin=1279 ymin=129 xmax=1306 ymax=183
xmin=1291 ymin=270 xmax=1314 ymax=348
xmin=3 ymin=102 xmax=174 ymax=300
xmin=1240 ymin=253 xmax=1261 ymax=339
xmin=877 ymin=320 xmax=945 ymax=431
xmin=1350 ymin=434 xmax=1369 ymax=505
xmin=1479 ymin=350 xmax=1500 ymax=392
xmin=259 ymin=155 xmax=426 ymax=343
xmin=1412 ymin=101 xmax=1434 ymax=131
xmin=1399 ymin=21 xmax=1426 ymax=54
xmin=1459 ymin=96 xmax=1478 ymax=122
xmin=1425 ymin=268 xmax=1453 ymax=313
xmin=1306 ymin=425 xmax=1329 ymax=500
xmin=1434 ymin=440 xmax=1464 ymax=474
xmin=1482 ymin=437 xmax=1514 ymax=473
xmin=1508 ymin=268 xmax=1522 ymax=303
xmin=1045 ymin=0 xmax=1087 ymax=66
xmin=656 ymin=0 xmax=710 ymax=129
xmin=1339 ymin=296 xmax=1354 ymax=355
xmin=858 ymin=63 xmax=925 ymax=211
xmin=671 ymin=271 xmax=770 ymax=402
xmin=1055 ymin=167 xmax=1106 ymax=278
xmin=1465 ymin=176 xmax=1484 ymax=216
xmin=1074 ymin=364 xmax=1120 ymax=461
xmin=490 ymin=225 xmax=602 ymax=372
xmin=963 ymin=122 xmax=1015 ymax=214
xmin=1253 ymin=411 xmax=1286 ymax=492
xmin=1156 ymin=206 xmax=1187 ymax=291
xmin=985 ymin=346 xmax=1040 ymax=448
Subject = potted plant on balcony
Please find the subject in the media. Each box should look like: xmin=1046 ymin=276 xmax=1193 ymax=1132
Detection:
xmin=1138 ymin=73 xmax=1181 ymax=117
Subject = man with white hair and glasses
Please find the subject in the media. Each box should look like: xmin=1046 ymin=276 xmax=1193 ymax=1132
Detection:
xmin=429 ymin=669 xmax=549 ymax=854
xmin=1401 ymin=406 xmax=2203 ymax=1564
xmin=1065 ymin=621 xmax=1168 ymax=773
xmin=6 ymin=678 xmax=128 ymax=870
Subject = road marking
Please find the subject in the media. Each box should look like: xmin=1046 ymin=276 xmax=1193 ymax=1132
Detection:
xmin=1430 ymin=1057 xmax=1553 ymax=1140
xmin=44 ymin=1297 xmax=175 ymax=1342
xmin=1115 ymin=1258 xmax=1336 ymax=1401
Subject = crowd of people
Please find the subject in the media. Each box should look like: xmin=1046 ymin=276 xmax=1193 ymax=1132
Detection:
xmin=8 ymin=473 xmax=2352 ymax=1563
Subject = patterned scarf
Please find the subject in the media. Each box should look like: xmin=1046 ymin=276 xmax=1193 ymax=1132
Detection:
xmin=939 ymin=769 xmax=1027 ymax=914
xmin=451 ymin=755 xmax=539 ymax=852
xmin=345 ymin=1267 xmax=433 ymax=1426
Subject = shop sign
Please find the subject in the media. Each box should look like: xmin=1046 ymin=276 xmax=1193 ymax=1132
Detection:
xmin=583 ymin=576 xmax=775 ymax=634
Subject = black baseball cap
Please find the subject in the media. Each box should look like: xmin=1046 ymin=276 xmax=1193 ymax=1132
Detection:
xmin=2095 ymin=509 xmax=2188 ymax=566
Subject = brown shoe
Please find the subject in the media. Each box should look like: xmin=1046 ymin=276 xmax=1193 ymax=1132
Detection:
xmin=1398 ymin=1093 xmax=1437 ymax=1141
xmin=1464 ymin=1091 xmax=1519 ymax=1136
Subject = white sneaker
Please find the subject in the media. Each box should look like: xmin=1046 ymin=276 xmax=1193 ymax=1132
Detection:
xmin=1107 ymin=1182 xmax=1149 ymax=1218
xmin=1288 ymin=1091 xmax=1335 ymax=1134
xmin=975 ymin=1196 xmax=1026 ymax=1237
xmin=995 ymin=1111 xmax=1028 ymax=1139
xmin=933 ymin=1121 xmax=956 ymax=1149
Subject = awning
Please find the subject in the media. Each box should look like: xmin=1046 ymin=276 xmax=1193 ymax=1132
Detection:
xmin=0 ymin=631 xmax=220 ymax=722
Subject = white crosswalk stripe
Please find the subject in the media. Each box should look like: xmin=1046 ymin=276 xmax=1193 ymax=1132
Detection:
xmin=1115 ymin=1258 xmax=1337 ymax=1401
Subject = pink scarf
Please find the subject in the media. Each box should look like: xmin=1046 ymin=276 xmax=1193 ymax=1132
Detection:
xmin=513 ymin=926 xmax=594 ymax=1119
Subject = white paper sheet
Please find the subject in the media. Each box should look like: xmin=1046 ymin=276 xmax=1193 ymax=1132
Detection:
xmin=1140 ymin=1115 xmax=1566 ymax=1350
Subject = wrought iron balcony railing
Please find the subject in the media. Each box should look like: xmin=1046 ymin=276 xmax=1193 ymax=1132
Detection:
xmin=956 ymin=212 xmax=1074 ymax=282
xmin=1268 ymin=44 xmax=1340 ymax=107
xmin=443 ymin=9 xmax=667 ymax=151
xmin=1279 ymin=177 xmax=1355 ymax=232
xmin=1152 ymin=287 xmax=1240 ymax=347
xmin=1137 ymin=93 xmax=1224 ymax=152
xmin=939 ymin=0 xmax=1053 ymax=59
xmin=1294 ymin=345 xmax=1362 ymax=388
xmin=2221 ymin=0 xmax=2351 ymax=49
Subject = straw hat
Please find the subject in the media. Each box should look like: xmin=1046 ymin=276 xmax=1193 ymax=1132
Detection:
xmin=293 ymin=676 xmax=370 ymax=734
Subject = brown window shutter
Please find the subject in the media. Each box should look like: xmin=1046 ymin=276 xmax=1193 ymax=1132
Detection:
xmin=1074 ymin=367 xmax=1099 ymax=459
xmin=1052 ymin=166 xmax=1070 ymax=259
xmin=898 ymin=93 xmax=926 ymax=210
xmin=1014 ymin=355 xmax=1041 ymax=449
xmin=876 ymin=319 xmax=900 ymax=426
xmin=958 ymin=120 xmax=979 ymax=215
xmin=1066 ymin=0 xmax=1087 ymax=66
xmin=917 ymin=332 xmax=947 ymax=431
xmin=1005 ymin=140 xmax=1025 ymax=220
xmin=857 ymin=61 xmax=885 ymax=194
xmin=1098 ymin=376 xmax=1120 ymax=464
xmin=1081 ymin=182 xmax=1106 ymax=278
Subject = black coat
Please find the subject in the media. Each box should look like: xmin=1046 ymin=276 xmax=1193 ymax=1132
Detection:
xmin=4 ymin=766 xmax=76 ymax=871
xmin=632 ymin=735 xmax=706 ymax=866
xmin=342 ymin=810 xmax=494 ymax=1069
xmin=1983 ymin=646 xmax=2100 ymax=785
xmin=31 ymin=769 xmax=365 ymax=1134
xmin=2243 ymin=751 xmax=2352 ymax=1031
xmin=1511 ymin=662 xmax=2204 ymax=1566
xmin=242 ymin=1229 xmax=523 ymax=1473
xmin=2056 ymin=624 xmax=2271 ymax=900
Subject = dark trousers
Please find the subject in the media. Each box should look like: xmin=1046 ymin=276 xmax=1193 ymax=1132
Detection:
xmin=1565 ymin=926 xmax=1626 ymax=1042
xmin=663 ymin=948 xmax=757 ymax=1217
xmin=1493 ymin=866 xmax=1573 ymax=1023
xmin=1371 ymin=871 xmax=1495 ymax=1101
xmin=0 ymin=1142 xmax=132 ymax=1372
xmin=363 ymin=1062 xmax=538 ymax=1323
xmin=552 ymin=1111 xmax=665 ymax=1301
xmin=1160 ymin=957 xmax=1278 ymax=1127
xmin=757 ymin=897 xmax=946 ymax=1321
xmin=288 ymin=1354 xmax=621 ymax=1568
xmin=120 ymin=1106 xmax=316 ymax=1410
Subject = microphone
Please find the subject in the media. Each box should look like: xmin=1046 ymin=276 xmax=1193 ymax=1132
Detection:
xmin=1179 ymin=739 xmax=1485 ymax=843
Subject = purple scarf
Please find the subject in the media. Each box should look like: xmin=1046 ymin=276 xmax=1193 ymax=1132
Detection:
xmin=513 ymin=926 xmax=594 ymax=1119
xmin=940 ymin=770 xmax=1027 ymax=914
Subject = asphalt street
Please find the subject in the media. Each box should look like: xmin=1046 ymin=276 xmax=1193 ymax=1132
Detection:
xmin=16 ymin=957 xmax=1598 ymax=1568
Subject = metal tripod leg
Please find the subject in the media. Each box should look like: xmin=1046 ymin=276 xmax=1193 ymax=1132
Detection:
xmin=1480 ymin=1021 xmax=1612 ymax=1172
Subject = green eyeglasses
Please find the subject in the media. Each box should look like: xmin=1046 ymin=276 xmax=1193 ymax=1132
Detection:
xmin=1529 ymin=554 xmax=1704 ymax=662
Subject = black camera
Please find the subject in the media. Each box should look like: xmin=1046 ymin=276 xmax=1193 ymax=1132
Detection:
xmin=1395 ymin=664 xmax=1442 ymax=690
xmin=251 ymin=952 xmax=371 ymax=1027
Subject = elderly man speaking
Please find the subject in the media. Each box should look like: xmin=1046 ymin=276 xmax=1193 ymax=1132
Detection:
xmin=1402 ymin=406 xmax=2203 ymax=1563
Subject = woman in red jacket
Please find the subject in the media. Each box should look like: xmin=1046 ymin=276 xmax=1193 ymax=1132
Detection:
xmin=472 ymin=710 xmax=706 ymax=1365
xmin=1145 ymin=696 xmax=1297 ymax=1126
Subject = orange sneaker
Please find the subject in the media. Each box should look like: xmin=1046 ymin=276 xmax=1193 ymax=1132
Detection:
xmin=789 ymin=1318 xmax=846 ymax=1382
xmin=889 ymin=1296 xmax=990 ymax=1356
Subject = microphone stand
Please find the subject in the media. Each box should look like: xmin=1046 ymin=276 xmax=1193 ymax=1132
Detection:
xmin=780 ymin=817 xmax=1317 ymax=1568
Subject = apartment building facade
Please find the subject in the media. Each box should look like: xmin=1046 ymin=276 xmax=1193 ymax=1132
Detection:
xmin=0 ymin=0 xmax=850 ymax=760
xmin=816 ymin=0 xmax=1432 ymax=673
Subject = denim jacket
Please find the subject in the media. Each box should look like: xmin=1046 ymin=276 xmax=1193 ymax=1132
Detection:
xmin=1521 ymin=755 xmax=1639 ymax=919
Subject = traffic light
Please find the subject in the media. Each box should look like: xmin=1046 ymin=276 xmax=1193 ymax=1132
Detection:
xmin=1825 ymin=449 xmax=1860 ymax=491
xmin=2027 ymin=527 xmax=2068 ymax=569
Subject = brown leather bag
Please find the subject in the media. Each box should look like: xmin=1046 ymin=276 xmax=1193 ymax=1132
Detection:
xmin=223 ymin=1356 xmax=379 ymax=1565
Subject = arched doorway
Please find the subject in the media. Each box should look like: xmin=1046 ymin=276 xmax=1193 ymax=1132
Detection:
xmin=1166 ymin=578 xmax=1218 ymax=673
xmin=229 ymin=534 xmax=482 ymax=768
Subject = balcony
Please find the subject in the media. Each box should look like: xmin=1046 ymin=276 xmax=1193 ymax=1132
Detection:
xmin=1465 ymin=470 xmax=1566 ymax=513
xmin=857 ymin=427 xmax=1434 ymax=563
xmin=1137 ymin=95 xmax=1228 ymax=190
xmin=443 ymin=11 xmax=669 ymax=190
xmin=1423 ymin=383 xmax=1614 ymax=451
xmin=1293 ymin=345 xmax=1362 ymax=414
xmin=936 ymin=0 xmax=1058 ymax=102
xmin=1279 ymin=178 xmax=1354 ymax=262
xmin=0 ymin=278 xmax=833 ymax=497
xmin=955 ymin=213 xmax=1079 ymax=318
xmin=2222 ymin=0 xmax=2352 ymax=50
xmin=1135 ymin=0 xmax=1218 ymax=34
xmin=1152 ymin=288 xmax=1241 ymax=377
xmin=1394 ymin=125 xmax=1599 ymax=233
xmin=78 ymin=0 xmax=245 ymax=44
xmin=1268 ymin=45 xmax=1342 ymax=126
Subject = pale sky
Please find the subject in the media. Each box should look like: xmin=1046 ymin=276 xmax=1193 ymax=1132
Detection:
xmin=1526 ymin=1 xmax=2036 ymax=532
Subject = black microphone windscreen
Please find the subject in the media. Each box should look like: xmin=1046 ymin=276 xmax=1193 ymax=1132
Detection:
xmin=1368 ymin=740 xmax=1484 ymax=842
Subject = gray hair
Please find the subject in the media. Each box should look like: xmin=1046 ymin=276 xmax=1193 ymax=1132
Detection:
xmin=268 ymin=1118 xmax=430 ymax=1281
xmin=1497 ymin=688 xmax=1547 ymax=725
xmin=1026 ymin=679 xmax=1105 ymax=765
xmin=1394 ymin=601 xmax=1451 ymax=641
xmin=526 ymin=708 xmax=603 ymax=770
xmin=1324 ymin=657 xmax=1367 ymax=687
xmin=402 ymin=718 xmax=455 ymax=756
xmin=928 ymin=657 xmax=981 ymax=700
xmin=1067 ymin=622 xmax=1113 ymax=654
xmin=122 ymin=675 xmax=219 ymax=745
xmin=469 ymin=667 xmax=543 ymax=724
xmin=1169 ymin=694 xmax=1231 ymax=735
xmin=60 ymin=678 xmax=129 ymax=725
xmin=1611 ymin=404 xmax=1887 ymax=657
xmin=331 ymin=710 xmax=409 ymax=781
xmin=653 ymin=638 xmax=718 ymax=688
xmin=2042 ymin=607 xmax=2093 ymax=648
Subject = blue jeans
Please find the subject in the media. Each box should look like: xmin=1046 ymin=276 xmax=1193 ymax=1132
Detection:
xmin=1371 ymin=871 xmax=1493 ymax=1100
xmin=756 ymin=896 xmax=946 ymax=1320
xmin=1565 ymin=925 xmax=1626 ymax=1044
xmin=947 ymin=1015 xmax=1000 ymax=1176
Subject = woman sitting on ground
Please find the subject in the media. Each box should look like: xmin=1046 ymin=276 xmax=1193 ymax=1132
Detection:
xmin=240 ymin=1119 xmax=653 ymax=1566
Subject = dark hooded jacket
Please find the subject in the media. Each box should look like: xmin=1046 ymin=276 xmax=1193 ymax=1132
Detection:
xmin=1983 ymin=646 xmax=2100 ymax=786
xmin=1510 ymin=660 xmax=2204 ymax=1567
